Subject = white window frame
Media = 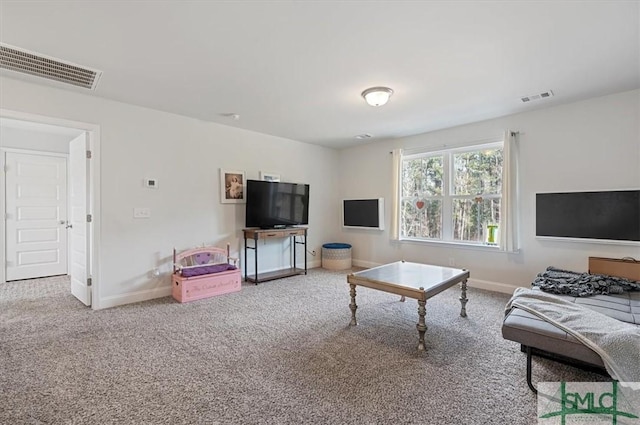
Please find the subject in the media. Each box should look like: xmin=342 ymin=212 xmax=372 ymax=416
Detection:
xmin=399 ymin=141 xmax=504 ymax=247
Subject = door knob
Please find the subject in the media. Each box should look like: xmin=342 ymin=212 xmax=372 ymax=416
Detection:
xmin=66 ymin=223 xmax=73 ymax=229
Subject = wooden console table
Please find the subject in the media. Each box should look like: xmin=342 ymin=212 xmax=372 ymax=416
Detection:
xmin=243 ymin=228 xmax=308 ymax=284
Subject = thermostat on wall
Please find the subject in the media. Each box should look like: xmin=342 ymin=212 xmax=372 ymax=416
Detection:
xmin=144 ymin=178 xmax=158 ymax=189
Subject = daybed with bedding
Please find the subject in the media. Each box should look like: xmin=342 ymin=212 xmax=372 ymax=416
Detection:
xmin=502 ymin=257 xmax=640 ymax=392
xmin=172 ymin=244 xmax=241 ymax=303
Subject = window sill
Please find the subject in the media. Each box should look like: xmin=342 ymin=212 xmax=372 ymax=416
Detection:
xmin=398 ymin=237 xmax=504 ymax=252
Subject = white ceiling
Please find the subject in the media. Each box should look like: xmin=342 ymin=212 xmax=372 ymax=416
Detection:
xmin=1 ymin=1 xmax=638 ymax=149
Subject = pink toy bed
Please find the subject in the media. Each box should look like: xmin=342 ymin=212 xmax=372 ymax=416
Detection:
xmin=172 ymin=244 xmax=241 ymax=303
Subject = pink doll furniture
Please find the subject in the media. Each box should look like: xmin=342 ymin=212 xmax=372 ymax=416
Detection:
xmin=172 ymin=244 xmax=241 ymax=303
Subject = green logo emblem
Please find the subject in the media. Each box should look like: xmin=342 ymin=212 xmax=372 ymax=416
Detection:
xmin=538 ymin=381 xmax=639 ymax=425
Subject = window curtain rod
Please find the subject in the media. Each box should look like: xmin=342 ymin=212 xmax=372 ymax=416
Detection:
xmin=389 ymin=131 xmax=522 ymax=154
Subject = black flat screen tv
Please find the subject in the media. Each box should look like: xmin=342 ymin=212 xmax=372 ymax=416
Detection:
xmin=536 ymin=190 xmax=640 ymax=242
xmin=342 ymin=198 xmax=385 ymax=230
xmin=245 ymin=179 xmax=310 ymax=229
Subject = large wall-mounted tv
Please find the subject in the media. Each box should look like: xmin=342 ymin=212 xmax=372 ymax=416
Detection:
xmin=246 ymin=179 xmax=310 ymax=229
xmin=342 ymin=198 xmax=385 ymax=230
xmin=536 ymin=190 xmax=640 ymax=243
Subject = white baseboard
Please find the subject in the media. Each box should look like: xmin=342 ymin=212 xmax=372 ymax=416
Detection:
xmin=467 ymin=278 xmax=518 ymax=295
xmin=95 ymin=263 xmax=517 ymax=309
xmin=307 ymin=259 xmax=322 ymax=269
xmin=98 ymin=286 xmax=172 ymax=309
xmin=352 ymin=259 xmax=382 ymax=269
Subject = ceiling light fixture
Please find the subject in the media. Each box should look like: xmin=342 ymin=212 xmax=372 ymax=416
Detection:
xmin=361 ymin=86 xmax=394 ymax=107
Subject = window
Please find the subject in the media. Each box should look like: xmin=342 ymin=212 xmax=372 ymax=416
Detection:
xmin=399 ymin=142 xmax=503 ymax=245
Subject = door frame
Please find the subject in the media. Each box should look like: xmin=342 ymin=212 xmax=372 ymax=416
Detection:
xmin=0 ymin=108 xmax=101 ymax=309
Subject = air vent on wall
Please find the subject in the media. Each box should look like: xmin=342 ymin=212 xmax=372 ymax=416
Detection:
xmin=520 ymin=90 xmax=554 ymax=103
xmin=0 ymin=43 xmax=102 ymax=90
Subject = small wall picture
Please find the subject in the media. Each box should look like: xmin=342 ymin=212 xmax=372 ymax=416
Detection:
xmin=259 ymin=171 xmax=281 ymax=182
xmin=220 ymin=169 xmax=246 ymax=203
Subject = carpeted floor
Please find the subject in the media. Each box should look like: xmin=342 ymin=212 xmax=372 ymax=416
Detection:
xmin=0 ymin=269 xmax=609 ymax=424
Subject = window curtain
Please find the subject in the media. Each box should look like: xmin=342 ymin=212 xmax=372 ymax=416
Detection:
xmin=500 ymin=131 xmax=520 ymax=252
xmin=391 ymin=148 xmax=403 ymax=240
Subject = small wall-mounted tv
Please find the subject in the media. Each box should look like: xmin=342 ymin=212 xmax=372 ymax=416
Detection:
xmin=343 ymin=198 xmax=384 ymax=230
xmin=245 ymin=179 xmax=310 ymax=229
xmin=536 ymin=190 xmax=640 ymax=243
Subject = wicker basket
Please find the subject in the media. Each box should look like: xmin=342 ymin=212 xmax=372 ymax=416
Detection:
xmin=322 ymin=243 xmax=352 ymax=270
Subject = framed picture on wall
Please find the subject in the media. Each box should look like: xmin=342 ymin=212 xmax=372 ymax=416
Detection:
xmin=220 ymin=169 xmax=246 ymax=203
xmin=259 ymin=171 xmax=281 ymax=182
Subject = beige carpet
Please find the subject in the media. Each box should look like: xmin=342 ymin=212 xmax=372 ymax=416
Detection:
xmin=0 ymin=270 xmax=609 ymax=424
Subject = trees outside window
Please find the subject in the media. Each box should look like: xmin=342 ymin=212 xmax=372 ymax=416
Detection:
xmin=400 ymin=142 xmax=503 ymax=244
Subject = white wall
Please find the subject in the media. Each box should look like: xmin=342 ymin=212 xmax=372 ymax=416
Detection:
xmin=0 ymin=77 xmax=340 ymax=308
xmin=337 ymin=89 xmax=640 ymax=291
xmin=0 ymin=126 xmax=73 ymax=153
xmin=2 ymin=75 xmax=638 ymax=304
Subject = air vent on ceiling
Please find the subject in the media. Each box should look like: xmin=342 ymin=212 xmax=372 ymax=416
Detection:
xmin=0 ymin=43 xmax=102 ymax=90
xmin=520 ymin=90 xmax=554 ymax=103
xmin=355 ymin=133 xmax=373 ymax=140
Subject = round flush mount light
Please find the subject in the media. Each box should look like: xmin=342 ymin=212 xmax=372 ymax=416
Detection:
xmin=361 ymin=86 xmax=394 ymax=107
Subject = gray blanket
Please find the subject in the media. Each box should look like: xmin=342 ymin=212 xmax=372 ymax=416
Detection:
xmin=532 ymin=266 xmax=640 ymax=297
xmin=505 ymin=287 xmax=640 ymax=383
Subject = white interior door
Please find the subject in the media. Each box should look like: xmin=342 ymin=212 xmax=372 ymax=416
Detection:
xmin=5 ymin=152 xmax=68 ymax=280
xmin=69 ymin=133 xmax=91 ymax=306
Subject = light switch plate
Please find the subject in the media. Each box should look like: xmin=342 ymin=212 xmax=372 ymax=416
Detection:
xmin=133 ymin=207 xmax=151 ymax=218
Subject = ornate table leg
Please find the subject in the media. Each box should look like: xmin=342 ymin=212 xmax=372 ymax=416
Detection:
xmin=349 ymin=283 xmax=358 ymax=326
xmin=416 ymin=298 xmax=427 ymax=351
xmin=459 ymin=279 xmax=468 ymax=318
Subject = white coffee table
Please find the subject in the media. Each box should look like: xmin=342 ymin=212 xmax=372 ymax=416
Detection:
xmin=347 ymin=261 xmax=470 ymax=351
